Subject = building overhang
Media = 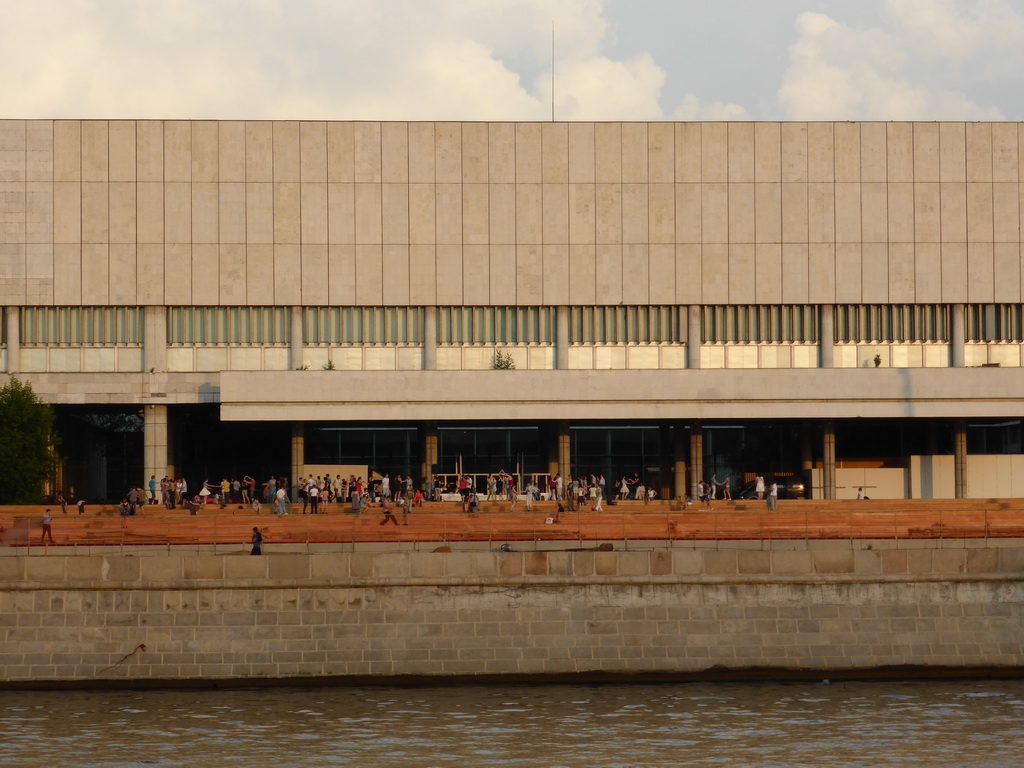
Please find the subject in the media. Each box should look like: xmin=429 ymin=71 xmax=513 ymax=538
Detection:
xmin=217 ymin=368 xmax=1024 ymax=422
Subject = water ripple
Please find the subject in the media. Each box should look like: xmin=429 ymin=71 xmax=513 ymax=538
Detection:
xmin=0 ymin=680 xmax=1022 ymax=767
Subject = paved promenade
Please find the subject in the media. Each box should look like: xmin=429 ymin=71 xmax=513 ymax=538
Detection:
xmin=3 ymin=498 xmax=1023 ymax=549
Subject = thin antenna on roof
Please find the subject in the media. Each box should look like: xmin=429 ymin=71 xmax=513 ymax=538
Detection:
xmin=551 ymin=21 xmax=555 ymax=121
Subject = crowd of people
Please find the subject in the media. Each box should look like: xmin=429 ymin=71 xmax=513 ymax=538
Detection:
xmin=103 ymin=468 xmax=787 ymax=521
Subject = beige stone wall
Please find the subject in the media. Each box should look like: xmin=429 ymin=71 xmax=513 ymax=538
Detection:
xmin=2 ymin=120 xmax=1023 ymax=307
xmin=2 ymin=543 xmax=1022 ymax=684
xmin=216 ymin=367 xmax=1024 ymax=422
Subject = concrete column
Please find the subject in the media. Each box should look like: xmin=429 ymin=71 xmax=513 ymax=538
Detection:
xmin=422 ymin=421 xmax=438 ymax=486
xmin=688 ymin=423 xmax=703 ymax=498
xmin=5 ymin=306 xmax=19 ymax=373
xmin=951 ymin=303 xmax=966 ymax=368
xmin=289 ymin=306 xmax=305 ymax=370
xmin=954 ymin=419 xmax=967 ymax=499
xmin=686 ymin=305 xmax=701 ymax=369
xmin=290 ymin=422 xmax=304 ymax=501
xmin=423 ymin=306 xmax=437 ymax=371
xmin=673 ymin=422 xmax=688 ymax=501
xmin=143 ymin=306 xmax=166 ymax=373
xmin=546 ymin=423 xmax=559 ymax=479
xmin=823 ymin=420 xmax=836 ymax=500
xmin=657 ymin=424 xmax=672 ymax=500
xmin=801 ymin=427 xmax=813 ymax=498
xmin=556 ymin=305 xmax=569 ymax=370
xmin=557 ymin=420 xmax=571 ymax=482
xmin=819 ymin=304 xmax=834 ymax=369
xmin=143 ymin=404 xmax=169 ymax=486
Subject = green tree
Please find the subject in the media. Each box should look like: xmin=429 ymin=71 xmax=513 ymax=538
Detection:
xmin=0 ymin=377 xmax=60 ymax=503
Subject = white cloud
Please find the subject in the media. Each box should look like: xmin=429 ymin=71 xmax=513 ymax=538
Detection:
xmin=0 ymin=0 xmax=687 ymax=120
xmin=546 ymin=53 xmax=666 ymax=120
xmin=778 ymin=7 xmax=1008 ymax=120
xmin=672 ymin=94 xmax=750 ymax=122
xmin=886 ymin=0 xmax=1024 ymax=60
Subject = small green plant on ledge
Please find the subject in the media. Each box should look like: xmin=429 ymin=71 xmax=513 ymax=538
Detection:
xmin=873 ymin=353 xmax=882 ymax=368
xmin=493 ymin=350 xmax=516 ymax=370
xmin=323 ymin=359 xmax=336 ymax=370
xmin=297 ymin=363 xmax=310 ymax=371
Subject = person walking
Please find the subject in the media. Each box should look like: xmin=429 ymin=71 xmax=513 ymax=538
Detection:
xmin=250 ymin=527 xmax=262 ymax=555
xmin=755 ymin=474 xmax=765 ymax=500
xmin=767 ymin=482 xmax=778 ymax=511
xmin=379 ymin=497 xmax=399 ymax=526
xmin=41 ymin=508 xmax=54 ymax=544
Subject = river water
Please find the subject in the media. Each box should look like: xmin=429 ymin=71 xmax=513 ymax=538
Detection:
xmin=2 ymin=679 xmax=1022 ymax=767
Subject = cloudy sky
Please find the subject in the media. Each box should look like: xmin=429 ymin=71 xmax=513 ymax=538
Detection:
xmin=2 ymin=0 xmax=1023 ymax=121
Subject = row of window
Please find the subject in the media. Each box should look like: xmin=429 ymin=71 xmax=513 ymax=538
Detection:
xmin=967 ymin=305 xmax=1024 ymax=343
xmin=572 ymin=307 xmax=681 ymax=344
xmin=20 ymin=307 xmax=144 ymax=346
xmin=168 ymin=307 xmax=290 ymax=345
xmin=305 ymin=307 xmax=424 ymax=345
xmin=836 ymin=304 xmax=949 ymax=344
xmin=436 ymin=307 xmax=554 ymax=344
xmin=9 ymin=305 xmax=1024 ymax=345
xmin=702 ymin=305 xmax=818 ymax=344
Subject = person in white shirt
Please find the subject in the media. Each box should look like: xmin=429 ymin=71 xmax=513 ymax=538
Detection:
xmin=308 ymin=482 xmax=320 ymax=514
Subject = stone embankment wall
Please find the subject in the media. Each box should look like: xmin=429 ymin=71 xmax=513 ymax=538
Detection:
xmin=1 ymin=541 xmax=1023 ymax=685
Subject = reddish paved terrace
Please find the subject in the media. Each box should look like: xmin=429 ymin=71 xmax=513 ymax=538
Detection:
xmin=3 ymin=498 xmax=1024 ymax=548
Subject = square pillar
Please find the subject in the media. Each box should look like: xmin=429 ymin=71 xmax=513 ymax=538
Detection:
xmin=423 ymin=307 xmax=437 ymax=370
xmin=951 ymin=304 xmax=966 ymax=368
xmin=686 ymin=305 xmax=701 ymax=369
xmin=823 ymin=419 xmax=836 ymax=500
xmin=5 ymin=307 xmax=19 ymax=373
xmin=290 ymin=307 xmax=304 ymax=370
xmin=557 ymin=420 xmax=571 ymax=482
xmin=144 ymin=404 xmax=169 ymax=485
xmin=556 ymin=306 xmax=569 ymax=370
xmin=422 ymin=421 xmax=438 ymax=486
xmin=291 ymin=422 xmax=304 ymax=500
xmin=143 ymin=306 xmax=166 ymax=373
xmin=545 ymin=422 xmax=559 ymax=479
xmin=688 ymin=423 xmax=703 ymax=498
xmin=673 ymin=422 xmax=688 ymax=500
xmin=954 ymin=419 xmax=967 ymax=499
xmin=819 ymin=304 xmax=834 ymax=369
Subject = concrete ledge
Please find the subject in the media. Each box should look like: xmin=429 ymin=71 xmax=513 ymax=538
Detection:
xmin=2 ymin=545 xmax=1024 ymax=586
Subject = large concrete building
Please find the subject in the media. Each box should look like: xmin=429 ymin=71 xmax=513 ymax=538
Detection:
xmin=2 ymin=119 xmax=1024 ymax=501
